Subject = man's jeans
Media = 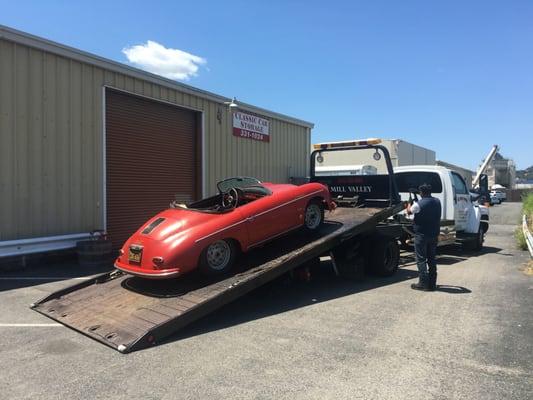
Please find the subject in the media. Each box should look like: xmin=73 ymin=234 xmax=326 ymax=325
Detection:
xmin=414 ymin=233 xmax=438 ymax=280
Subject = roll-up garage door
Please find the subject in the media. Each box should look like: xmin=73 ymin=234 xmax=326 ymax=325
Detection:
xmin=106 ymin=89 xmax=199 ymax=248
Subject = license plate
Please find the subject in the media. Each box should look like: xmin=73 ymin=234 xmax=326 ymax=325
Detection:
xmin=128 ymin=246 xmax=143 ymax=263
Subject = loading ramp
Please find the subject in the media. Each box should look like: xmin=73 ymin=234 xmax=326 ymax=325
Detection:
xmin=31 ymin=206 xmax=402 ymax=353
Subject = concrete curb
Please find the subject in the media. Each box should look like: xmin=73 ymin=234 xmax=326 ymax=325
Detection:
xmin=522 ymin=214 xmax=533 ymax=258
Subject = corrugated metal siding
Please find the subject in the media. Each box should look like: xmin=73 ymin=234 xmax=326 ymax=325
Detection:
xmin=0 ymin=40 xmax=102 ymax=241
xmin=315 ymin=145 xmax=390 ymax=173
xmin=316 ymin=139 xmax=437 ymax=173
xmin=395 ymin=140 xmax=436 ymax=166
xmin=0 ymin=38 xmax=310 ymax=241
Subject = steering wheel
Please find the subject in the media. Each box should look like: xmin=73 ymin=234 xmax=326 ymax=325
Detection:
xmin=221 ymin=187 xmax=239 ymax=209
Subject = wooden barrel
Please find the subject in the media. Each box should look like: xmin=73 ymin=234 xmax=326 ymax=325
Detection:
xmin=76 ymin=239 xmax=114 ymax=268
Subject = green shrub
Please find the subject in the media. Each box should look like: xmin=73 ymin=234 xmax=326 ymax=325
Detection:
xmin=523 ymin=193 xmax=533 ymax=229
xmin=516 ymin=193 xmax=533 ymax=250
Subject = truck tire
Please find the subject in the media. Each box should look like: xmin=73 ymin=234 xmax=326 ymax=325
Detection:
xmin=466 ymin=226 xmax=484 ymax=252
xmin=480 ymin=216 xmax=489 ymax=233
xmin=331 ymin=242 xmax=366 ymax=280
xmin=368 ymin=238 xmax=400 ymax=276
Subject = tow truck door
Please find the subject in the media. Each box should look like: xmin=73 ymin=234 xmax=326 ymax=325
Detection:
xmin=450 ymin=172 xmax=469 ymax=231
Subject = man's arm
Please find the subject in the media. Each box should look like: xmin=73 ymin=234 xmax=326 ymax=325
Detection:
xmin=407 ymin=202 xmax=420 ymax=215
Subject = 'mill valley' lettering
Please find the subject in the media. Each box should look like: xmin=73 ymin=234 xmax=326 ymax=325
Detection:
xmin=329 ymin=185 xmax=372 ymax=193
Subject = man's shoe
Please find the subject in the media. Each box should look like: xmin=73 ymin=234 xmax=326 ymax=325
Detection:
xmin=410 ymin=282 xmax=429 ymax=291
xmin=411 ymin=277 xmax=429 ymax=291
xmin=428 ymin=272 xmax=437 ymax=291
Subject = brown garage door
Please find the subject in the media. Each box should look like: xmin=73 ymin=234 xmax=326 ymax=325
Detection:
xmin=106 ymin=89 xmax=199 ymax=248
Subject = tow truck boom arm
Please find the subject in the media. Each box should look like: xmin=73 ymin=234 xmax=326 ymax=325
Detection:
xmin=473 ymin=145 xmax=499 ymax=188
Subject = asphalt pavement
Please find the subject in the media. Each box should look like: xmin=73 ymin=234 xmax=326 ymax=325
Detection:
xmin=0 ymin=202 xmax=531 ymax=400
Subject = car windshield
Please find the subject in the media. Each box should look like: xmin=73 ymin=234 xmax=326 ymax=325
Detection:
xmin=217 ymin=177 xmax=265 ymax=193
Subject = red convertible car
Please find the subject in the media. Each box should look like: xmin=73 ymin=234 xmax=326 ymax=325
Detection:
xmin=114 ymin=177 xmax=334 ymax=279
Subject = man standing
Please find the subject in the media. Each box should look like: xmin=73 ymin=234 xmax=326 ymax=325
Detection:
xmin=406 ymin=184 xmax=442 ymax=291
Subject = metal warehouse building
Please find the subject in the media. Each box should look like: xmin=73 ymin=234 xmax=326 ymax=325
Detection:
xmin=315 ymin=139 xmax=435 ymax=172
xmin=0 ymin=26 xmax=313 ymax=255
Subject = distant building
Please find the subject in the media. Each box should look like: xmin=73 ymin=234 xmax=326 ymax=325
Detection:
xmin=314 ymin=139 xmax=435 ymax=173
xmin=515 ymin=183 xmax=533 ymax=189
xmin=435 ymin=160 xmax=475 ymax=188
xmin=485 ymin=153 xmax=516 ymax=189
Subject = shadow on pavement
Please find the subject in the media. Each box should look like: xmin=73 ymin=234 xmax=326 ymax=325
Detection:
xmin=0 ymin=252 xmax=112 ymax=292
xmin=464 ymin=246 xmax=512 ymax=257
xmin=167 ymin=262 xmax=418 ymax=343
xmin=435 ymin=285 xmax=472 ymax=294
xmin=400 ymin=252 xmax=467 ymax=267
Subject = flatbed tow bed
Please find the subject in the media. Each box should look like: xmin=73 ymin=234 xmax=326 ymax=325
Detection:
xmin=31 ymin=205 xmax=401 ymax=353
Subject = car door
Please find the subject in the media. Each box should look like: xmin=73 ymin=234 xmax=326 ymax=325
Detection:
xmin=239 ymin=190 xmax=298 ymax=247
xmin=450 ymin=172 xmax=469 ymax=231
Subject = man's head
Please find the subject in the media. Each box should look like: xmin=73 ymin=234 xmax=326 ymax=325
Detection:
xmin=419 ymin=183 xmax=432 ymax=197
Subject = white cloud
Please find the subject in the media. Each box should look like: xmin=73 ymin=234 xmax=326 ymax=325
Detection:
xmin=122 ymin=40 xmax=206 ymax=81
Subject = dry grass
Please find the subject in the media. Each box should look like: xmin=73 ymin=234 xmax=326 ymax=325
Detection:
xmin=516 ymin=193 xmax=533 ymax=250
xmin=521 ymin=260 xmax=533 ymax=276
xmin=515 ymin=227 xmax=528 ymax=251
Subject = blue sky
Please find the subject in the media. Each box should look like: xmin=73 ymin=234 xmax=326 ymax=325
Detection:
xmin=2 ymin=0 xmax=532 ymax=170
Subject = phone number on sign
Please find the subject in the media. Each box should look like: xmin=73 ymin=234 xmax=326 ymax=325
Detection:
xmin=234 ymin=129 xmax=269 ymax=142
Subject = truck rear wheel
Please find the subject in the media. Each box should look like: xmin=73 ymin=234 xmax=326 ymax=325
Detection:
xmin=368 ymin=238 xmax=400 ymax=276
xmin=480 ymin=216 xmax=489 ymax=233
xmin=467 ymin=226 xmax=484 ymax=252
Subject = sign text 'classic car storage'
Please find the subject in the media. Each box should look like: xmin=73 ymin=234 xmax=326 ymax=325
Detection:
xmin=233 ymin=111 xmax=270 ymax=142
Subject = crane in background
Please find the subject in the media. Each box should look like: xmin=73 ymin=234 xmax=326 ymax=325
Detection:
xmin=473 ymin=145 xmax=499 ymax=188
xmin=472 ymin=145 xmax=499 ymax=204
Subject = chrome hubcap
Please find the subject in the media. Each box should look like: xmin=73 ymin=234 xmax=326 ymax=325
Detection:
xmin=305 ymin=204 xmax=321 ymax=229
xmin=206 ymin=240 xmax=231 ymax=270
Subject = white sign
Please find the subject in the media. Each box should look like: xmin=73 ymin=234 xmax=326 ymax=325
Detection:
xmin=232 ymin=111 xmax=270 ymax=142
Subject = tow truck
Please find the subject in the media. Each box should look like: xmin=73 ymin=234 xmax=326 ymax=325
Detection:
xmin=394 ymin=165 xmax=488 ymax=250
xmin=32 ymin=138 xmax=404 ymax=353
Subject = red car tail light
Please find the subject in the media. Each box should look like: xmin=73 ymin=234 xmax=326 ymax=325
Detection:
xmin=152 ymin=256 xmax=164 ymax=267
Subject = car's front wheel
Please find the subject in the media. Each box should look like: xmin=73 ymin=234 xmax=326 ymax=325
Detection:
xmin=303 ymin=200 xmax=324 ymax=233
xmin=199 ymin=239 xmax=237 ymax=276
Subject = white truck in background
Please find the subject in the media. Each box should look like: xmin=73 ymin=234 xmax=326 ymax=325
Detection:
xmin=394 ymin=165 xmax=489 ymax=250
xmin=315 ymin=164 xmax=378 ymax=176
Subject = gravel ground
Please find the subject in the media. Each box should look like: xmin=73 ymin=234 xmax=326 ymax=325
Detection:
xmin=0 ymin=202 xmax=531 ymax=400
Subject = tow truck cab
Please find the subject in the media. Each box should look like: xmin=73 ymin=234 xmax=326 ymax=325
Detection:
xmin=394 ymin=165 xmax=489 ymax=248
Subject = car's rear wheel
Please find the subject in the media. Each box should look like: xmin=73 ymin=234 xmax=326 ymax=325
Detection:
xmin=303 ymin=200 xmax=324 ymax=233
xmin=199 ymin=239 xmax=237 ymax=276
